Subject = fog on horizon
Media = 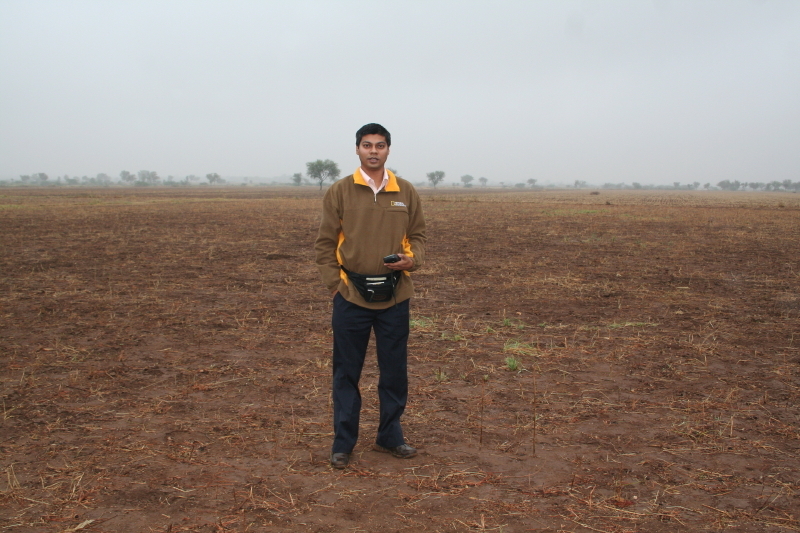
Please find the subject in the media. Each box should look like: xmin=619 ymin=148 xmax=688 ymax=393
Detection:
xmin=1 ymin=0 xmax=798 ymax=187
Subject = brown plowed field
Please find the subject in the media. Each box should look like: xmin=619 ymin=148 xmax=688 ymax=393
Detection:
xmin=1 ymin=187 xmax=798 ymax=532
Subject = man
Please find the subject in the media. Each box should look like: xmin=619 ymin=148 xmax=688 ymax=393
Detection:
xmin=314 ymin=123 xmax=427 ymax=469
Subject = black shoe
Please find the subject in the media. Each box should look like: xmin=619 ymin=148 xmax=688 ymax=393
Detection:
xmin=330 ymin=452 xmax=351 ymax=469
xmin=373 ymin=443 xmax=417 ymax=458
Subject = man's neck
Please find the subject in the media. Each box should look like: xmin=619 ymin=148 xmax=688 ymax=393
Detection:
xmin=361 ymin=166 xmax=385 ymax=183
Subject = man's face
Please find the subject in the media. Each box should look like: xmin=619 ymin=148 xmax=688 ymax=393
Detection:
xmin=356 ymin=134 xmax=390 ymax=172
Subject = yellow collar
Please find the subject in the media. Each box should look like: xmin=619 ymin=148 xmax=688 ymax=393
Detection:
xmin=353 ymin=168 xmax=400 ymax=191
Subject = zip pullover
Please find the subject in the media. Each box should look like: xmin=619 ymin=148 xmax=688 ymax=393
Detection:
xmin=315 ymin=168 xmax=426 ymax=310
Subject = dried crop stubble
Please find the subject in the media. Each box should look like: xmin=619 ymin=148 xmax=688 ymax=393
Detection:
xmin=1 ymin=187 xmax=798 ymax=532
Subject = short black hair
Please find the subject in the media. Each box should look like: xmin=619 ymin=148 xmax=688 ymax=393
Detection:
xmin=356 ymin=123 xmax=391 ymax=147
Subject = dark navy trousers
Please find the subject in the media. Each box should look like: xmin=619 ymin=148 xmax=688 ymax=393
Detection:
xmin=331 ymin=294 xmax=409 ymax=454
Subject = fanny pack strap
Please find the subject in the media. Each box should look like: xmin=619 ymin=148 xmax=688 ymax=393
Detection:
xmin=340 ymin=265 xmax=400 ymax=280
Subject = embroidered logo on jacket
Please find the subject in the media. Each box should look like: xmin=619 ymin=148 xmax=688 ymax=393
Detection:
xmin=391 ymin=201 xmax=406 ymax=207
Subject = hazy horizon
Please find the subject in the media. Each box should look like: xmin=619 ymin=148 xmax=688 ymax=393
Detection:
xmin=2 ymin=1 xmax=798 ymax=187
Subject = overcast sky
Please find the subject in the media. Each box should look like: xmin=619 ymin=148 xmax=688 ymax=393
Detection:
xmin=1 ymin=0 xmax=798 ymax=185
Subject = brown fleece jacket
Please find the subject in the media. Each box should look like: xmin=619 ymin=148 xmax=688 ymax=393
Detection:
xmin=314 ymin=168 xmax=427 ymax=310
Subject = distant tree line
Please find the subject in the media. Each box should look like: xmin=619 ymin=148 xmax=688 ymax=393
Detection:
xmin=2 ymin=171 xmax=227 ymax=187
xmin=571 ymin=180 xmax=800 ymax=192
xmin=2 ymin=165 xmax=530 ymax=190
xmin=6 ymin=169 xmax=798 ymax=192
xmin=716 ymin=179 xmax=800 ymax=192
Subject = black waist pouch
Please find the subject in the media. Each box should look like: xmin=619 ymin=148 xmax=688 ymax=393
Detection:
xmin=341 ymin=266 xmax=401 ymax=303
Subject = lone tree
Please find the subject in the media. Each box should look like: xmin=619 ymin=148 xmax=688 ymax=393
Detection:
xmin=527 ymin=178 xmax=537 ymax=188
xmin=291 ymin=173 xmax=303 ymax=186
xmin=206 ymin=173 xmax=222 ymax=185
xmin=427 ymin=170 xmax=445 ymax=188
xmin=137 ymin=170 xmax=160 ymax=185
xmin=307 ymin=159 xmax=341 ymax=190
xmin=718 ymin=180 xmax=741 ymax=191
xmin=460 ymin=174 xmax=474 ymax=187
xmin=479 ymin=177 xmax=488 ymax=187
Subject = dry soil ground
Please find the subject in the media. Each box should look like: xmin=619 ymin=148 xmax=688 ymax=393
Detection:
xmin=1 ymin=187 xmax=799 ymax=532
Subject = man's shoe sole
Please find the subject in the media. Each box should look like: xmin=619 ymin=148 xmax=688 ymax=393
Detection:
xmin=373 ymin=444 xmax=417 ymax=459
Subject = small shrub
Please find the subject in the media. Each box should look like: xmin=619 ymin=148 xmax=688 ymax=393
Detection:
xmin=410 ymin=316 xmax=434 ymax=329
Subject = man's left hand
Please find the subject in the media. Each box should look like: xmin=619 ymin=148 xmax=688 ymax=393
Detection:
xmin=386 ymin=253 xmax=414 ymax=271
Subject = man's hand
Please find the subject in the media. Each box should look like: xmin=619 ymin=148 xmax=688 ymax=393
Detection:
xmin=385 ymin=253 xmax=414 ymax=271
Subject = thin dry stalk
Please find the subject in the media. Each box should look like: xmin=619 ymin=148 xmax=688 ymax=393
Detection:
xmin=6 ymin=464 xmax=21 ymax=490
xmin=479 ymin=377 xmax=486 ymax=448
xmin=532 ymin=372 xmax=537 ymax=457
xmin=291 ymin=405 xmax=299 ymax=444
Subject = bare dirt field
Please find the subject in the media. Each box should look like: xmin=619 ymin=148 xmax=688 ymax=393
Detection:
xmin=1 ymin=187 xmax=799 ymax=532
